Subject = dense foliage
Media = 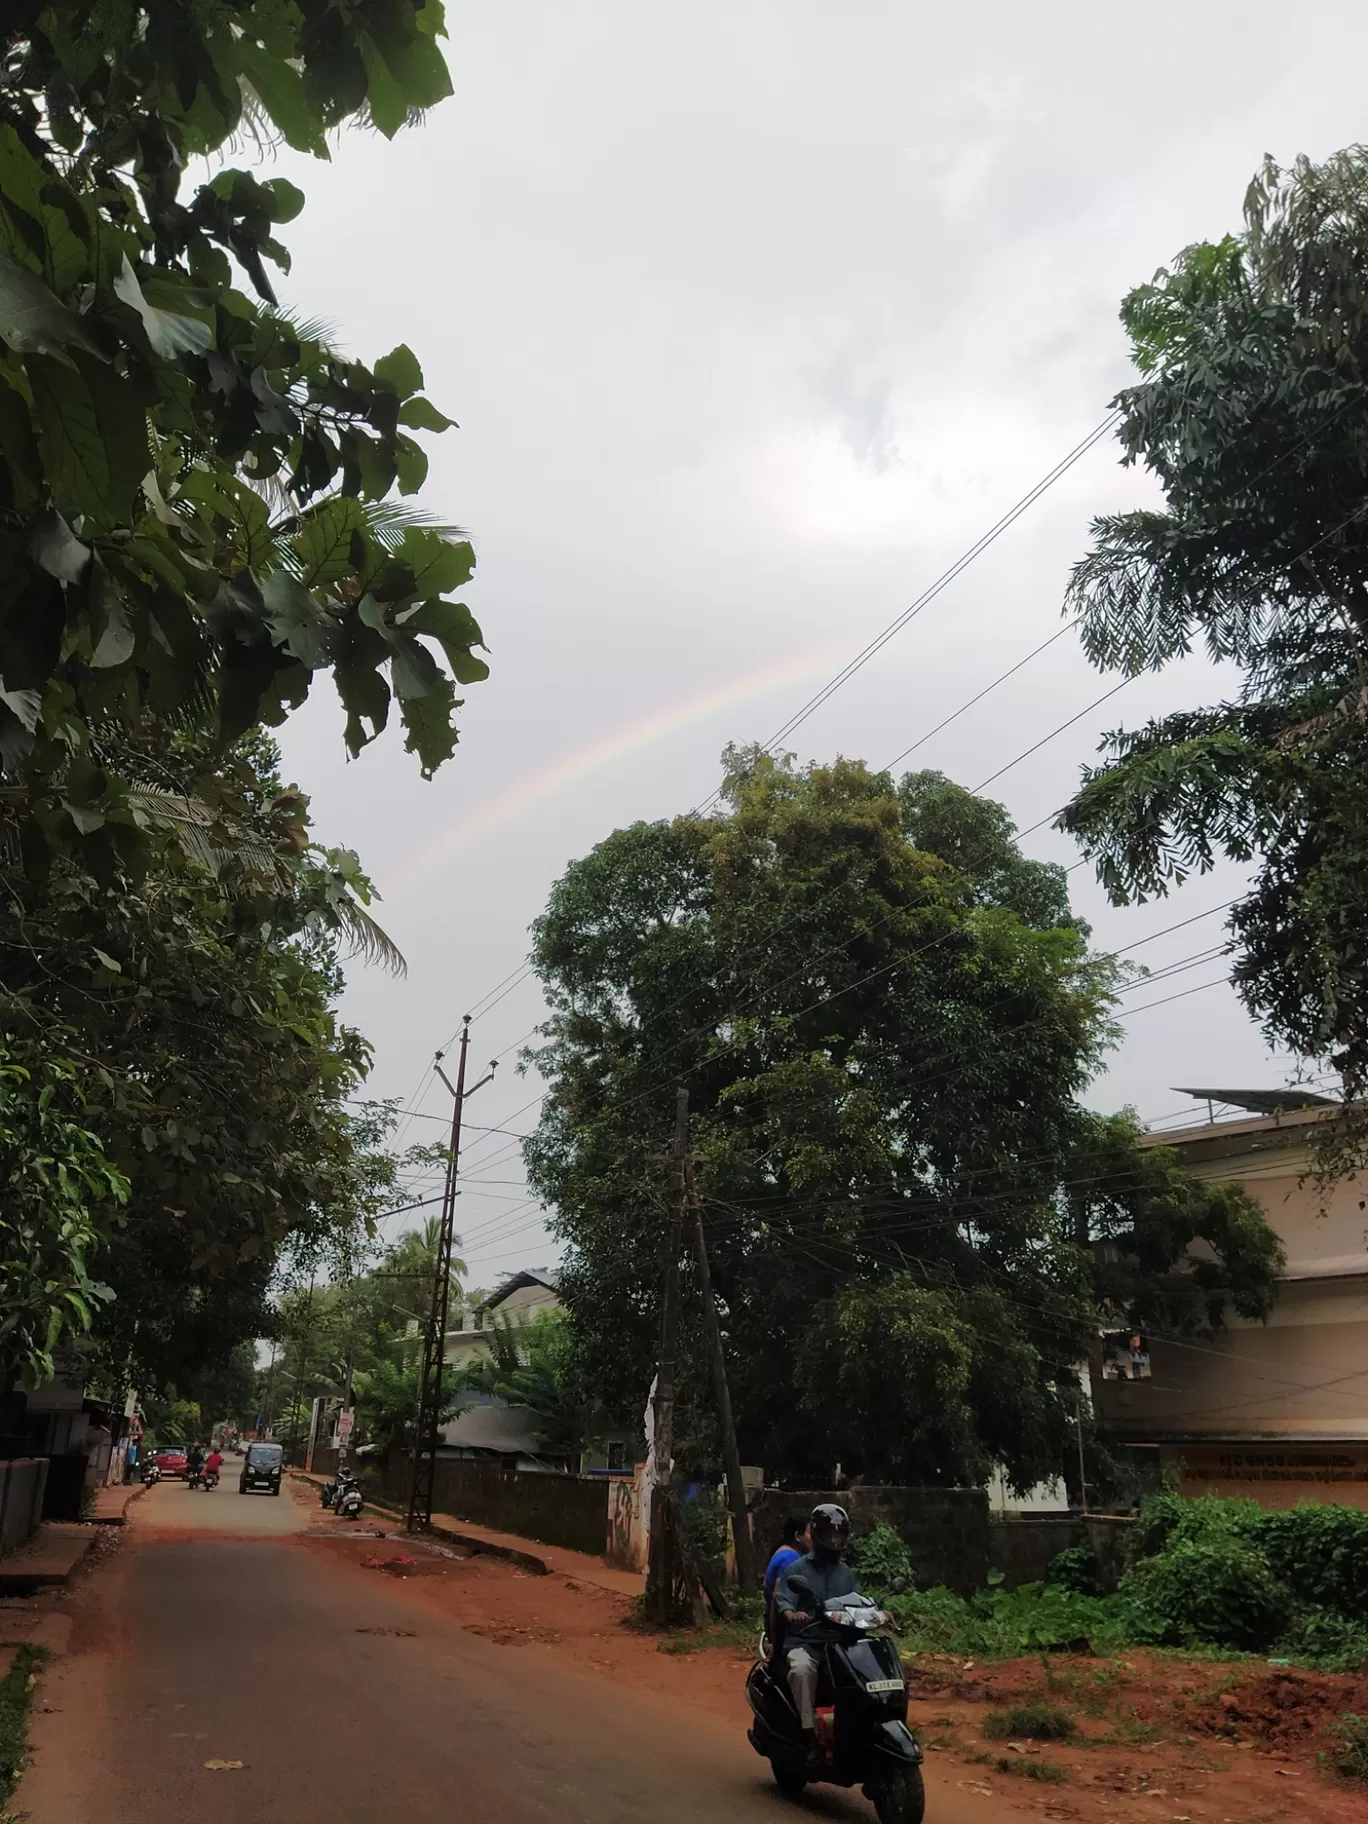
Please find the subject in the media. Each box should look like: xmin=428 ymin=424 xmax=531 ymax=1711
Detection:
xmin=0 ymin=1036 xmax=125 ymax=1386
xmin=835 ymin=1494 xmax=1368 ymax=1671
xmin=1061 ymin=148 xmax=1368 ymax=1103
xmin=1 ymin=734 xmax=407 ymax=1392
xmin=456 ymin=1309 xmax=596 ymax=1462
xmin=526 ymin=752 xmax=1279 ymax=1491
xmin=0 ymin=1 xmax=484 ymax=875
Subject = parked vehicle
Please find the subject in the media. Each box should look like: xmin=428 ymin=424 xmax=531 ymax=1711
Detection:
xmin=141 ymin=1459 xmax=161 ymax=1485
xmin=238 ymin=1442 xmax=284 ymax=1496
xmin=336 ymin=1479 xmax=364 ymax=1520
xmin=745 ymin=1590 xmax=924 ymax=1823
xmin=152 ymin=1445 xmax=188 ymax=1479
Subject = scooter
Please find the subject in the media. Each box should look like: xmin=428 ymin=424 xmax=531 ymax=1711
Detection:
xmin=200 ymin=1467 xmax=220 ymax=1491
xmin=745 ymin=1589 xmax=924 ymax=1823
xmin=187 ymin=1463 xmax=204 ymax=1489
xmin=141 ymin=1460 xmax=160 ymax=1485
xmin=336 ymin=1477 xmax=364 ymax=1520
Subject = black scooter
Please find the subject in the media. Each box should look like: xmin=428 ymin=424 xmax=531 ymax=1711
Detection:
xmin=746 ymin=1589 xmax=924 ymax=1824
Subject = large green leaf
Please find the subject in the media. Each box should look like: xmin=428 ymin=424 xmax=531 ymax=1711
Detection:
xmin=402 ymin=598 xmax=489 ymax=683
xmin=261 ymin=572 xmax=336 ymax=670
xmin=27 ymin=354 xmax=109 ymax=520
xmin=114 ymin=258 xmax=214 ymax=358
xmin=0 ymin=253 xmax=105 ymax=359
xmin=358 ymin=35 xmax=410 ymax=139
xmin=394 ymin=434 xmax=428 ymax=495
xmin=295 ymin=496 xmax=366 ymax=586
xmin=399 ymin=675 xmax=460 ymax=776
xmin=374 ymin=344 xmax=424 ymax=399
xmin=394 ymin=527 xmax=474 ymax=598
xmin=398 ymin=395 xmax=454 ymax=432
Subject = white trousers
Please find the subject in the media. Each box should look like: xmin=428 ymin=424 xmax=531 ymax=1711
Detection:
xmin=785 ymin=1646 xmax=820 ymax=1729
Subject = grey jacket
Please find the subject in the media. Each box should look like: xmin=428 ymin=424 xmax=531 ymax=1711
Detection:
xmin=774 ymin=1550 xmax=857 ymax=1639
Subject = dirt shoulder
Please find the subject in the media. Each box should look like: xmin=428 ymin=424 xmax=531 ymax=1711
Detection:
xmin=301 ymin=1516 xmax=1368 ymax=1824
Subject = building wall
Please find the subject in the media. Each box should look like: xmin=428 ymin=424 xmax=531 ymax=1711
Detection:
xmin=1100 ymin=1112 xmax=1368 ymax=1508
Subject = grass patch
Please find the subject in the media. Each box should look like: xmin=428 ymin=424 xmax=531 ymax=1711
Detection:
xmin=0 ymin=1644 xmax=49 ymax=1804
xmin=993 ymin=1755 xmax=1068 ymax=1783
xmin=982 ymin=1703 xmax=1077 ymax=1742
xmin=1331 ymin=1713 xmax=1368 ymax=1783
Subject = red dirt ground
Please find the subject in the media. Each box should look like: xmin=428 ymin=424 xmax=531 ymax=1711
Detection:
xmin=301 ymin=1510 xmax=1368 ymax=1824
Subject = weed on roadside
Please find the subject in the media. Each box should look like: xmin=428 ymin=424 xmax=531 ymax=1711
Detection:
xmin=0 ymin=1644 xmax=50 ymax=1804
xmin=1330 ymin=1713 xmax=1368 ymax=1783
xmin=983 ymin=1703 xmax=1077 ymax=1741
xmin=993 ymin=1755 xmax=1068 ymax=1783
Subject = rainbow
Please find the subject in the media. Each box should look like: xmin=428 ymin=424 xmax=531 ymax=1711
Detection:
xmin=387 ymin=643 xmax=847 ymax=890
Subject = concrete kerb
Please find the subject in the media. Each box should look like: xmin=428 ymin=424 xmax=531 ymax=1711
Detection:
xmin=288 ymin=1471 xmax=552 ymax=1576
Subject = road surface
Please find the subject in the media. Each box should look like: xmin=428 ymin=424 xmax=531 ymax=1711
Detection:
xmin=17 ymin=1478 xmax=1033 ymax=1824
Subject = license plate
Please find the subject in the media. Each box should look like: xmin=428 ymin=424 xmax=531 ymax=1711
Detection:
xmin=866 ymin=1679 xmax=904 ymax=1694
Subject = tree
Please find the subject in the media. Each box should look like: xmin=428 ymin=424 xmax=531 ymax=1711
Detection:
xmin=457 ymin=1309 xmax=595 ymax=1462
xmin=0 ymin=1035 xmax=126 ymax=1387
xmin=1060 ymin=148 xmax=1368 ymax=1105
xmin=526 ymin=753 xmax=1279 ymax=1490
xmin=0 ymin=1 xmax=486 ymax=873
xmin=2 ymin=732 xmax=410 ymax=1394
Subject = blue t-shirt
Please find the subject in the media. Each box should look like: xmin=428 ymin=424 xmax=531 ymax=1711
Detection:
xmin=764 ymin=1545 xmax=800 ymax=1598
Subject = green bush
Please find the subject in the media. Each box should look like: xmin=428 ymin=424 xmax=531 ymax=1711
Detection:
xmin=1047 ymin=1544 xmax=1104 ymax=1595
xmin=1262 ymin=1506 xmax=1368 ymax=1622
xmin=1127 ymin=1490 xmax=1264 ymax=1563
xmin=1331 ymin=1713 xmax=1368 ymax=1783
xmin=1121 ymin=1538 xmax=1290 ymax=1651
xmin=1276 ymin=1607 xmax=1368 ymax=1673
xmin=983 ymin=1703 xmax=1077 ymax=1741
xmin=848 ymin=1521 xmax=913 ymax=1589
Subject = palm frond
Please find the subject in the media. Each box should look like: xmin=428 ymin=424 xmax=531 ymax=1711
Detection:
xmin=329 ymin=896 xmax=408 ymax=977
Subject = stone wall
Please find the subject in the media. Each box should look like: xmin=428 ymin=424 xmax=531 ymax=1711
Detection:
xmin=364 ymin=1455 xmax=613 ymax=1557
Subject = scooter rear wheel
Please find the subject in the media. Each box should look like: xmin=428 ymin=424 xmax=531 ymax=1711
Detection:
xmin=871 ymin=1765 xmax=925 ymax=1824
xmin=769 ymin=1758 xmax=807 ymax=1798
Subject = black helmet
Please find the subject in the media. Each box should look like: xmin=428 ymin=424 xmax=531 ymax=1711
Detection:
xmin=810 ymin=1503 xmax=850 ymax=1554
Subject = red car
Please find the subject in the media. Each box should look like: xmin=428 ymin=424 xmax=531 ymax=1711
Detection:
xmin=153 ymin=1445 xmax=188 ymax=1479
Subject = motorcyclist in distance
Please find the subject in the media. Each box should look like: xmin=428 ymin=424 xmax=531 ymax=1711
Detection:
xmin=773 ymin=1503 xmax=857 ymax=1761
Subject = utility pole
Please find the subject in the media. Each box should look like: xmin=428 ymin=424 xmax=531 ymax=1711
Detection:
xmin=647 ymin=1087 xmax=689 ymax=1622
xmin=683 ymin=1151 xmax=756 ymax=1592
xmin=406 ymin=1018 xmax=496 ymax=1532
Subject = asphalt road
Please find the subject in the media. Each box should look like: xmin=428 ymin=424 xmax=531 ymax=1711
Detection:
xmin=18 ymin=1481 xmax=1031 ymax=1824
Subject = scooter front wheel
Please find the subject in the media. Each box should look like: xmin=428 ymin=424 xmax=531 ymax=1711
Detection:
xmin=769 ymin=1758 xmax=807 ymax=1798
xmin=871 ymin=1766 xmax=925 ymax=1824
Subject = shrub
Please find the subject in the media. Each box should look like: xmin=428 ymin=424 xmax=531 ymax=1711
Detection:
xmin=1331 ymin=1713 xmax=1368 ymax=1783
xmin=1276 ymin=1607 xmax=1368 ymax=1672
xmin=848 ymin=1521 xmax=913 ymax=1590
xmin=1128 ymin=1490 xmax=1264 ymax=1563
xmin=983 ymin=1704 xmax=1077 ymax=1741
xmin=1262 ymin=1506 xmax=1368 ymax=1622
xmin=1047 ymin=1544 xmax=1104 ymax=1595
xmin=1121 ymin=1538 xmax=1290 ymax=1651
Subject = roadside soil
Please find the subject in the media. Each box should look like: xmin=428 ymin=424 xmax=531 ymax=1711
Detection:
xmin=302 ymin=1505 xmax=1368 ymax=1824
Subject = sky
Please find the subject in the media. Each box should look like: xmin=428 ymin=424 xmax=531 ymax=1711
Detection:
xmin=255 ymin=0 xmax=1368 ymax=1284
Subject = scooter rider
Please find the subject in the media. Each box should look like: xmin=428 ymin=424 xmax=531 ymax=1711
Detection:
xmin=774 ymin=1503 xmax=857 ymax=1757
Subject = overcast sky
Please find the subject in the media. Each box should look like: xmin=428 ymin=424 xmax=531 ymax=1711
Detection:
xmin=260 ymin=1 xmax=1368 ymax=1283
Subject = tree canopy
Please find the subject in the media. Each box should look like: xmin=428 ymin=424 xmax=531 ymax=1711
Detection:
xmin=1060 ymin=148 xmax=1368 ymax=1101
xmin=525 ymin=753 xmax=1279 ymax=1491
xmin=0 ymin=1 xmax=484 ymax=876
xmin=0 ymin=732 xmax=408 ymax=1393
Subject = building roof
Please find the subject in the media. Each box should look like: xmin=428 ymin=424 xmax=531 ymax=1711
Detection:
xmin=482 ymin=1268 xmax=559 ymax=1312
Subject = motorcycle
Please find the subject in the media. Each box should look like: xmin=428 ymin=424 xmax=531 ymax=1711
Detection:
xmin=336 ymin=1478 xmax=364 ymax=1521
xmin=200 ymin=1467 xmax=220 ymax=1491
xmin=186 ymin=1464 xmax=204 ymax=1489
xmin=745 ymin=1588 xmax=924 ymax=1824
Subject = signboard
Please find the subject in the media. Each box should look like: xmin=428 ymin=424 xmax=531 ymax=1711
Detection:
xmin=1180 ymin=1444 xmax=1368 ymax=1489
xmin=336 ymin=1408 xmax=355 ymax=1445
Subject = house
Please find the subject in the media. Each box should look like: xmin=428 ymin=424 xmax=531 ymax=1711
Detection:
xmin=1092 ymin=1088 xmax=1368 ymax=1509
xmin=438 ymin=1269 xmax=563 ymax=1466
